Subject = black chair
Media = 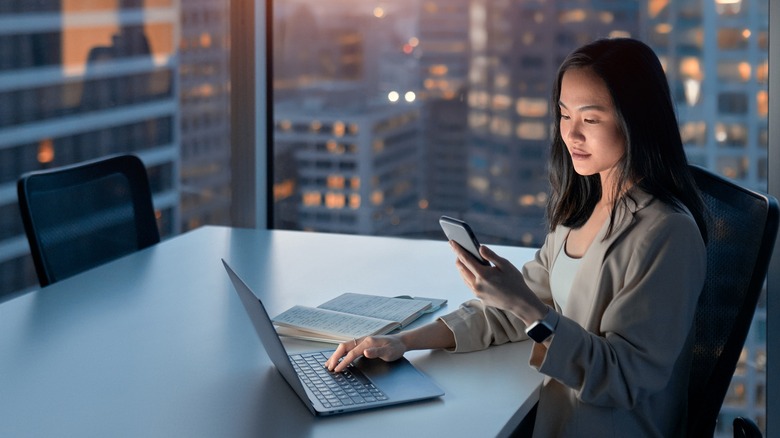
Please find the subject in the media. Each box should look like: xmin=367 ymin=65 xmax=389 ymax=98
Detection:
xmin=686 ymin=165 xmax=778 ymax=437
xmin=733 ymin=416 xmax=763 ymax=438
xmin=17 ymin=154 xmax=160 ymax=287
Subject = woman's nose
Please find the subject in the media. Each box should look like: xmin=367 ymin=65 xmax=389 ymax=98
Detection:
xmin=564 ymin=122 xmax=584 ymax=144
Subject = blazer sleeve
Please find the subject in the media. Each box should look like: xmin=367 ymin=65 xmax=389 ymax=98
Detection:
xmin=439 ymin=231 xmax=558 ymax=353
xmin=532 ymin=212 xmax=706 ymax=409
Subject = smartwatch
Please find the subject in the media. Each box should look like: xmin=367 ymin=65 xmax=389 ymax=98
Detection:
xmin=525 ymin=308 xmax=557 ymax=343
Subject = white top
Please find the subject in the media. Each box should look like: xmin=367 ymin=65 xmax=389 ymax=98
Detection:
xmin=550 ymin=240 xmax=582 ymax=312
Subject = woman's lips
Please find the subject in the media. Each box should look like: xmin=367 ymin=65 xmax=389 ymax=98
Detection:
xmin=570 ymin=150 xmax=590 ymax=160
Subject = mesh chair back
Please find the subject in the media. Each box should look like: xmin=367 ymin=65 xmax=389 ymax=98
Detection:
xmin=17 ymin=154 xmax=160 ymax=287
xmin=686 ymin=165 xmax=778 ymax=437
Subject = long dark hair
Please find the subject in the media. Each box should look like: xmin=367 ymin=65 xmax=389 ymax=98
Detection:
xmin=547 ymin=37 xmax=707 ymax=241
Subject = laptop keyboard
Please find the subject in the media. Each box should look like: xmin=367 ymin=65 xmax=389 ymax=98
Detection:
xmin=290 ymin=352 xmax=388 ymax=409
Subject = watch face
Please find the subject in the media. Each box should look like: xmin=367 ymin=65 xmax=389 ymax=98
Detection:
xmin=527 ymin=321 xmax=553 ymax=343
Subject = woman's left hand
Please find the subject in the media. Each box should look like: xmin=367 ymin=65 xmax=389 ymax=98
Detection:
xmin=450 ymin=241 xmax=547 ymax=325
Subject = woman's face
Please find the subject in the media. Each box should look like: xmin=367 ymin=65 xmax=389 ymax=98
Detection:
xmin=558 ymin=68 xmax=626 ymax=186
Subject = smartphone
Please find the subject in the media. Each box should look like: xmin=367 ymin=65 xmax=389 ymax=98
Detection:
xmin=439 ymin=216 xmax=489 ymax=266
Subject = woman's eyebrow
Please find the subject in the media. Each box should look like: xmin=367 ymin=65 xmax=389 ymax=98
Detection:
xmin=558 ymin=100 xmax=609 ymax=112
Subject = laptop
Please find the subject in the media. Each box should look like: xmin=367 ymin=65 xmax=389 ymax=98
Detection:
xmin=222 ymin=259 xmax=444 ymax=416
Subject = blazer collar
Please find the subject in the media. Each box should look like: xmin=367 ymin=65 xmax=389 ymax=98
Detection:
xmin=553 ymin=186 xmax=654 ymax=242
xmin=550 ymin=187 xmax=655 ymax=313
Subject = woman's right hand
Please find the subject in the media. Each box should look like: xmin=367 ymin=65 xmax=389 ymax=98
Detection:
xmin=325 ymin=334 xmax=408 ymax=373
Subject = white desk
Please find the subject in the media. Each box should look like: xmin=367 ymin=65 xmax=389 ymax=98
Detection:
xmin=0 ymin=226 xmax=542 ymax=437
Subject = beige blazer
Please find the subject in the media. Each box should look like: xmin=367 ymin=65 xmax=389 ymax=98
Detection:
xmin=441 ymin=189 xmax=706 ymax=437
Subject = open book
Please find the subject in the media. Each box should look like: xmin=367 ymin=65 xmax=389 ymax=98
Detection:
xmin=272 ymin=293 xmax=444 ymax=344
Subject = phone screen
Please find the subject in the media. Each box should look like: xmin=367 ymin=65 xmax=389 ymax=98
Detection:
xmin=439 ymin=216 xmax=489 ymax=266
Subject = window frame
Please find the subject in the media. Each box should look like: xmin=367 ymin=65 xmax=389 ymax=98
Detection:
xmin=767 ymin=1 xmax=779 ymax=432
xmin=229 ymin=0 xmax=270 ymax=229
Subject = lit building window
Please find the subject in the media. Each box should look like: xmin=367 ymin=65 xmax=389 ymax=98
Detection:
xmin=516 ymin=122 xmax=547 ymax=140
xmin=333 ymin=121 xmax=346 ymax=137
xmin=303 ymin=192 xmax=322 ymax=207
xmin=371 ymin=190 xmax=384 ymax=205
xmin=717 ymin=60 xmax=751 ymax=82
xmin=491 ymin=94 xmax=512 ymax=111
xmin=757 ymin=91 xmax=768 ymax=117
xmin=326 ymin=140 xmax=345 ymax=154
xmin=519 ymin=194 xmax=536 ymax=207
xmin=559 ymin=9 xmax=587 ymax=24
xmin=325 ymin=192 xmax=345 ymax=209
xmin=715 ymin=0 xmax=743 ymax=16
xmin=679 ymin=57 xmax=703 ymax=80
xmin=37 ymin=139 xmax=55 ymax=164
xmin=490 ymin=117 xmax=512 ymax=137
xmin=327 ymin=175 xmax=345 ymax=189
xmin=757 ymin=61 xmax=768 ymax=84
xmin=468 ymin=176 xmax=489 ymax=193
xmin=647 ymin=0 xmax=670 ymax=19
xmin=717 ymin=156 xmax=749 ymax=180
xmin=429 ymin=64 xmax=448 ymax=76
xmin=516 ymin=98 xmax=548 ymax=118
xmin=715 ymin=123 xmax=748 ymax=148
xmin=349 ymin=194 xmax=361 ymax=209
xmin=718 ymin=28 xmax=749 ymax=50
xmin=680 ymin=121 xmax=707 ymax=146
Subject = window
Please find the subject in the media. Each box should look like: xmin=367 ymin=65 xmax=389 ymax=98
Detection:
xmin=271 ymin=1 xmax=772 ymax=435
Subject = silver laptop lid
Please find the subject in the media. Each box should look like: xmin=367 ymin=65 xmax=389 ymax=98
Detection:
xmin=222 ymin=259 xmax=318 ymax=413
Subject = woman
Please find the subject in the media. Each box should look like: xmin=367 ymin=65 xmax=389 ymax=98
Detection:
xmin=327 ymin=38 xmax=707 ymax=437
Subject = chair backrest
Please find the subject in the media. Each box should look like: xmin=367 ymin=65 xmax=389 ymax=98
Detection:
xmin=686 ymin=165 xmax=779 ymax=437
xmin=17 ymin=154 xmax=161 ymax=287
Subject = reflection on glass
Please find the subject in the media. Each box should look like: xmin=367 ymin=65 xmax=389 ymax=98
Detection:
xmin=0 ymin=1 xmax=232 ymax=302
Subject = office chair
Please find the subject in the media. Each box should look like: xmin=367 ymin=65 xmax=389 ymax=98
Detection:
xmin=17 ymin=154 xmax=160 ymax=287
xmin=685 ymin=165 xmax=778 ymax=437
xmin=733 ymin=416 xmax=763 ymax=438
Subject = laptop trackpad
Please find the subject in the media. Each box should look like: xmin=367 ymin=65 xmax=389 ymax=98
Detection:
xmin=353 ymin=358 xmax=444 ymax=399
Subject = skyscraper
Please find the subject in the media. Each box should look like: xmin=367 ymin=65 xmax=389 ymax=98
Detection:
xmin=179 ymin=0 xmax=232 ymax=231
xmin=418 ymin=0 xmax=471 ymax=216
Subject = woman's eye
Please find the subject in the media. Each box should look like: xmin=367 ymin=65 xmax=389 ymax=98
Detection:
xmin=560 ymin=114 xmax=570 ymax=120
xmin=584 ymin=118 xmax=599 ymax=124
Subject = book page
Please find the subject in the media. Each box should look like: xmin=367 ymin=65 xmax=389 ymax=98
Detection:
xmin=272 ymin=305 xmax=398 ymax=340
xmin=318 ymin=293 xmax=431 ymax=326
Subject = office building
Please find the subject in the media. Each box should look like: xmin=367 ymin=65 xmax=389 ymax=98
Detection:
xmin=272 ymin=0 xmax=425 ymax=236
xmin=179 ymin=0 xmax=232 ymax=231
xmin=274 ymin=84 xmax=422 ymax=236
xmin=0 ymin=1 xmax=180 ymax=296
xmin=417 ymin=0 xmax=471 ymax=216
xmin=644 ymin=0 xmax=768 ymax=192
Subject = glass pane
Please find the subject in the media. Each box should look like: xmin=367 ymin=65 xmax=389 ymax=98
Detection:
xmin=0 ymin=1 xmax=232 ymax=294
xmin=272 ymin=0 xmax=768 ymax=434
